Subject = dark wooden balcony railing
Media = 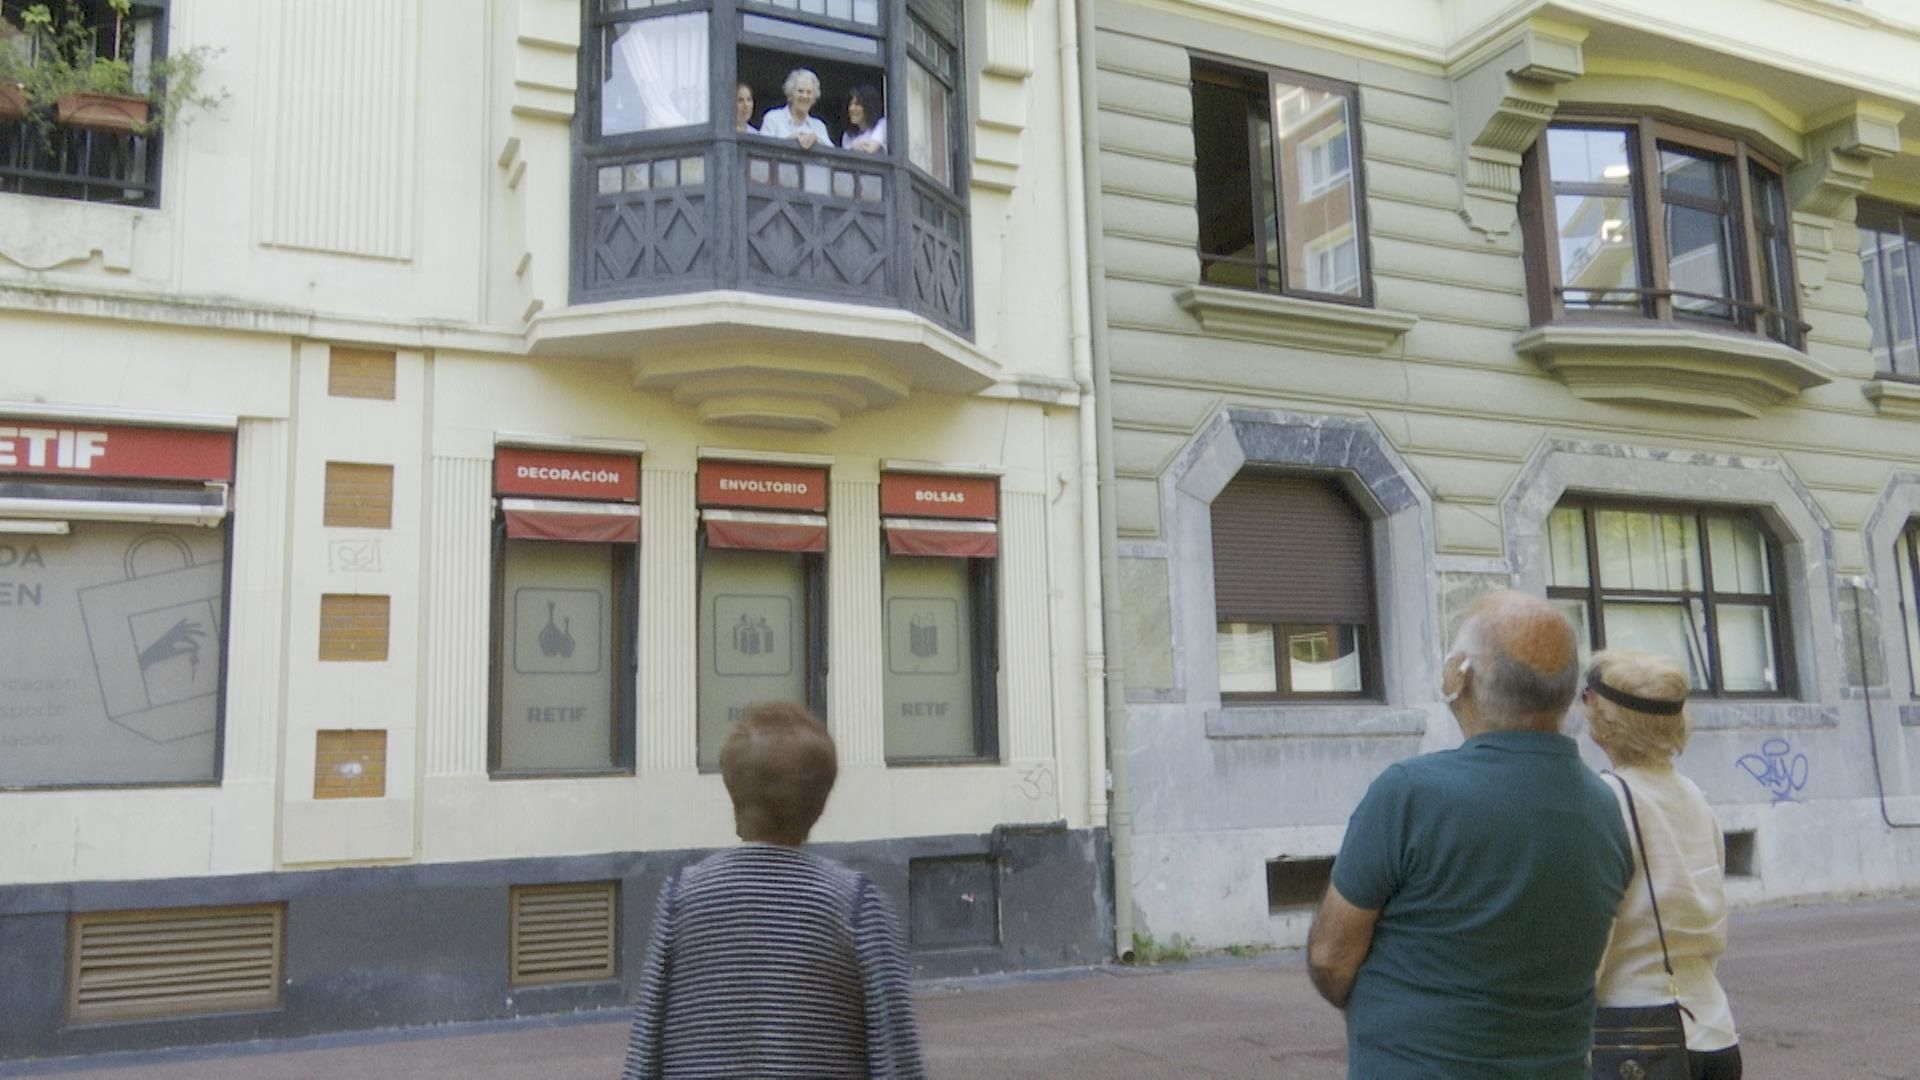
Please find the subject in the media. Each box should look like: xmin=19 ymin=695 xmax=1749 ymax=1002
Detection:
xmin=575 ymin=137 xmax=970 ymax=337
xmin=0 ymin=120 xmax=159 ymax=207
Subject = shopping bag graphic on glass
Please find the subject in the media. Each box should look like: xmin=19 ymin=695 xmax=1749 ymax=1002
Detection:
xmin=78 ymin=532 xmax=224 ymax=744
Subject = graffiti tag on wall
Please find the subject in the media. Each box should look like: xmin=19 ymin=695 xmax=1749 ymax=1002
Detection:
xmin=1736 ymin=737 xmax=1809 ymax=803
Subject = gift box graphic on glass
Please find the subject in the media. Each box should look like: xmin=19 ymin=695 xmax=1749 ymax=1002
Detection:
xmin=78 ymin=533 xmax=223 ymax=744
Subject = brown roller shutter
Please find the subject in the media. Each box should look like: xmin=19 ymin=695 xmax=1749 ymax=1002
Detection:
xmin=1211 ymin=473 xmax=1371 ymax=624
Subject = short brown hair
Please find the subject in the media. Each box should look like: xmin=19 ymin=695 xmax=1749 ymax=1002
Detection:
xmin=1585 ymin=649 xmax=1690 ymax=767
xmin=719 ymin=702 xmax=838 ymax=845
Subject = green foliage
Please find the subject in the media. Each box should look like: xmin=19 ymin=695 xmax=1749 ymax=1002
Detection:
xmin=1129 ymin=932 xmax=1193 ymax=965
xmin=0 ymin=0 xmax=224 ymax=134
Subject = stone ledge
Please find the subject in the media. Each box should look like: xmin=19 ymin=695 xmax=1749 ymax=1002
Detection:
xmin=1515 ymin=322 xmax=1835 ymax=419
xmin=1863 ymin=378 xmax=1920 ymax=419
xmin=1689 ymin=702 xmax=1839 ymax=731
xmin=1173 ymin=285 xmax=1419 ymax=354
xmin=1204 ymin=705 xmax=1426 ymax=739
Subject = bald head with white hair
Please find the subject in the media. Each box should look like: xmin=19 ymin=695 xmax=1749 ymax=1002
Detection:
xmin=1441 ymin=590 xmax=1581 ymax=736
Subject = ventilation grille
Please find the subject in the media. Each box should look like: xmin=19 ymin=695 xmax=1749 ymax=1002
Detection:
xmin=509 ymin=883 xmax=618 ymax=987
xmin=69 ymin=906 xmax=284 ymax=1024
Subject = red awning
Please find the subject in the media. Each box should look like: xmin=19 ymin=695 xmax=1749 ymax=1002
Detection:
xmin=704 ymin=510 xmax=828 ymax=553
xmin=884 ymin=520 xmax=998 ymax=558
xmin=502 ymin=499 xmax=639 ymax=543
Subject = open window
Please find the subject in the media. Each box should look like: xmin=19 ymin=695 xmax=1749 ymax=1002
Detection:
xmin=0 ymin=422 xmax=233 ymax=787
xmin=488 ymin=447 xmax=640 ymax=776
xmin=695 ymin=460 xmax=828 ymax=768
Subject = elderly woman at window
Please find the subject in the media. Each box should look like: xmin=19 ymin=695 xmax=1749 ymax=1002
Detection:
xmin=1586 ymin=649 xmax=1744 ymax=1080
xmin=759 ymin=68 xmax=831 ymax=150
xmin=841 ymin=84 xmax=887 ymax=153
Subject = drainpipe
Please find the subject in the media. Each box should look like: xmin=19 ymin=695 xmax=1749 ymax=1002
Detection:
xmin=1059 ymin=0 xmax=1134 ymax=960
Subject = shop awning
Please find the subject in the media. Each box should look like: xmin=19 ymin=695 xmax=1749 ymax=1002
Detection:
xmin=0 ymin=479 xmax=229 ymax=527
xmin=883 ymin=517 xmax=998 ymax=558
xmin=703 ymin=509 xmax=829 ymax=553
xmin=502 ymin=498 xmax=640 ymax=543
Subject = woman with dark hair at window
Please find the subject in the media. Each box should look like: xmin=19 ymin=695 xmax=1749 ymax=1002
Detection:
xmin=759 ymin=67 xmax=830 ymax=150
xmin=735 ymin=82 xmax=757 ymax=133
xmin=841 ymin=83 xmax=887 ymax=154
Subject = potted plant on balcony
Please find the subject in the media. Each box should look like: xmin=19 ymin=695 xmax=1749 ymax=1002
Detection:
xmin=0 ymin=5 xmax=48 ymax=121
xmin=0 ymin=0 xmax=221 ymax=136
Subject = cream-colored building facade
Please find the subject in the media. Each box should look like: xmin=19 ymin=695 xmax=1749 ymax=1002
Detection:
xmin=1089 ymin=0 xmax=1920 ymax=951
xmin=0 ymin=0 xmax=1108 ymax=1057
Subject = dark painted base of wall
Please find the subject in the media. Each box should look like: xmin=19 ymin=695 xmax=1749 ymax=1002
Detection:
xmin=0 ymin=825 xmax=1112 ymax=1062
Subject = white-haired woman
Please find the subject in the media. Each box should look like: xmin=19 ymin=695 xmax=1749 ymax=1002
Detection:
xmin=759 ymin=68 xmax=831 ymax=150
xmin=1585 ymin=649 xmax=1742 ymax=1080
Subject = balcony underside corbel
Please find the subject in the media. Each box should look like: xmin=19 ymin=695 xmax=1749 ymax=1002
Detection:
xmin=1449 ymin=20 xmax=1586 ymax=242
xmin=1787 ymin=102 xmax=1904 ymax=293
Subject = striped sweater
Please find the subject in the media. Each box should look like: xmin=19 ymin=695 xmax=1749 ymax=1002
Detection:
xmin=619 ymin=844 xmax=926 ymax=1079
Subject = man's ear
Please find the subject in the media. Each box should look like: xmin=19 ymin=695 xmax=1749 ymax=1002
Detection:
xmin=1441 ymin=651 xmax=1472 ymax=702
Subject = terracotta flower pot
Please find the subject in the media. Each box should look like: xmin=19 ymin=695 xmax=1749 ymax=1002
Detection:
xmin=0 ymin=81 xmax=26 ymax=121
xmin=56 ymin=91 xmax=149 ymax=134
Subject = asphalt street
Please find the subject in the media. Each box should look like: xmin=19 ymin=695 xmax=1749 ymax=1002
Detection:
xmin=5 ymin=895 xmax=1916 ymax=1079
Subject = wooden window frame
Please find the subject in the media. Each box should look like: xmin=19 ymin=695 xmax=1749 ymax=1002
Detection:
xmin=1189 ymin=55 xmax=1373 ymax=307
xmin=1546 ymin=499 xmax=1795 ymax=700
xmin=486 ymin=517 xmax=640 ymax=778
xmin=1522 ymin=113 xmax=1806 ymax=349
xmin=880 ymin=551 xmax=1000 ymax=765
xmin=1857 ymin=199 xmax=1920 ymax=383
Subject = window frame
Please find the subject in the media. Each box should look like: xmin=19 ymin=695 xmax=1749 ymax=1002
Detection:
xmin=1521 ymin=113 xmax=1806 ymax=348
xmin=880 ymin=550 xmax=999 ymax=765
xmin=1898 ymin=520 xmax=1920 ymax=698
xmin=486 ymin=516 xmax=640 ymax=779
xmin=1857 ymin=199 xmax=1920 ymax=383
xmin=1545 ymin=498 xmax=1795 ymax=700
xmin=1188 ymin=55 xmax=1373 ymax=308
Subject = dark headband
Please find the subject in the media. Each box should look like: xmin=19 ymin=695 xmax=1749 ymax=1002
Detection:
xmin=1585 ymin=669 xmax=1686 ymax=716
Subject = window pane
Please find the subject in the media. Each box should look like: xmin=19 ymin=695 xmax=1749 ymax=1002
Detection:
xmin=698 ymin=549 xmax=809 ymax=768
xmin=1276 ymin=81 xmax=1361 ymax=298
xmin=1547 ymin=506 xmax=1590 ymax=588
xmin=1554 ymin=194 xmax=1641 ymax=309
xmin=1192 ymin=72 xmax=1278 ymax=290
xmin=0 ymin=522 xmax=224 ymax=786
xmin=1750 ymin=166 xmax=1795 ymax=343
xmin=1594 ymin=510 xmax=1703 ymax=592
xmin=883 ymin=556 xmax=980 ymax=759
xmin=1659 ymin=147 xmax=1728 ymax=202
xmin=741 ymin=12 xmax=879 ymax=54
xmin=1217 ymin=622 xmax=1278 ymax=694
xmin=601 ymin=14 xmax=710 ymax=136
xmin=1603 ymin=600 xmax=1710 ymax=690
xmin=907 ymin=59 xmax=951 ymax=186
xmin=1706 ymin=515 xmax=1772 ymax=594
xmin=1281 ymin=623 xmax=1364 ymax=693
xmin=1899 ymin=528 xmax=1920 ymax=694
xmin=498 ymin=540 xmax=617 ymax=771
xmin=1551 ymin=598 xmax=1593 ymax=668
xmin=1862 ymin=219 xmax=1897 ymax=369
xmin=1548 ymin=127 xmax=1634 ymax=185
xmin=1667 ymin=204 xmax=1736 ymax=319
xmin=1715 ymin=604 xmax=1779 ymax=693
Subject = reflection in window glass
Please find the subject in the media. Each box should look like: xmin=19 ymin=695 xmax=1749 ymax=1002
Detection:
xmin=497 ymin=541 xmax=618 ymax=772
xmin=1707 ymin=515 xmax=1772 ymax=594
xmin=882 ymin=557 xmax=979 ymax=759
xmin=1547 ymin=127 xmax=1640 ymax=311
xmin=1859 ymin=203 xmax=1920 ymax=379
xmin=601 ymin=14 xmax=710 ymax=136
xmin=1547 ymin=506 xmax=1591 ymax=588
xmin=1750 ymin=166 xmax=1796 ymax=343
xmin=1284 ymin=624 xmax=1363 ymax=693
xmin=1217 ymin=621 xmax=1364 ymax=695
xmin=698 ymin=549 xmax=809 ymax=768
xmin=1715 ymin=604 xmax=1778 ymax=692
xmin=907 ymin=58 xmax=951 ymax=186
xmin=1217 ymin=622 xmax=1278 ymax=694
xmin=1606 ymin=601 xmax=1710 ymax=690
xmin=1276 ymin=80 xmax=1361 ymax=298
xmin=1899 ymin=526 xmax=1920 ymax=693
xmin=0 ymin=522 xmax=225 ymax=786
xmin=1594 ymin=510 xmax=1702 ymax=592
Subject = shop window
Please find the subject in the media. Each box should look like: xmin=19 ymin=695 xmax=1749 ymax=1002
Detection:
xmin=1858 ymin=200 xmax=1920 ymax=381
xmin=880 ymin=472 xmax=998 ymax=762
xmin=1190 ymin=59 xmax=1369 ymax=302
xmin=1521 ymin=119 xmax=1802 ymax=347
xmin=488 ymin=448 xmax=640 ymax=776
xmin=0 ymin=422 xmax=234 ymax=788
xmin=1897 ymin=522 xmax=1920 ymax=695
xmin=1545 ymin=502 xmax=1790 ymax=697
xmin=1211 ymin=472 xmax=1376 ymax=700
xmin=695 ymin=460 xmax=828 ymax=768
xmin=577 ymin=0 xmax=970 ymax=334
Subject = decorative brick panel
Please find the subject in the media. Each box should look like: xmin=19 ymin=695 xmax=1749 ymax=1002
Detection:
xmin=313 ymin=729 xmax=388 ymax=798
xmin=327 ymin=347 xmax=398 ymax=400
xmin=323 ymin=462 xmax=395 ymax=529
xmin=318 ymin=594 xmax=390 ymax=661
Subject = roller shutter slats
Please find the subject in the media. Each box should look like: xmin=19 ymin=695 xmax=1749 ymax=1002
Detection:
xmin=1211 ymin=474 xmax=1371 ymax=625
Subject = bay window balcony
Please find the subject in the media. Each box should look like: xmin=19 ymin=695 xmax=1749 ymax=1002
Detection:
xmin=573 ymin=0 xmax=970 ymax=337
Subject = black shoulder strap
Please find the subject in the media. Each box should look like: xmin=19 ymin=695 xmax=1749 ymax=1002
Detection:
xmin=1604 ymin=770 xmax=1689 ymax=1014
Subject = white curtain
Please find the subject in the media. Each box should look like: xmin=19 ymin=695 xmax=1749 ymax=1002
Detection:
xmin=602 ymin=14 xmax=709 ymax=135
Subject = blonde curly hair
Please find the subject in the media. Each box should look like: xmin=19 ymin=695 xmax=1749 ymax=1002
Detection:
xmin=1584 ymin=649 xmax=1690 ymax=767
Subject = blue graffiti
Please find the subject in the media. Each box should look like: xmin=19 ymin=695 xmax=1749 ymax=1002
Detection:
xmin=1736 ymin=738 xmax=1809 ymax=803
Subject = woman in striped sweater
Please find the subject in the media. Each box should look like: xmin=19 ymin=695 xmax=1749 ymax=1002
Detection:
xmin=621 ymin=702 xmax=926 ymax=1079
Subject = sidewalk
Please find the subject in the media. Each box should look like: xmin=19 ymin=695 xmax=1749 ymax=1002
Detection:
xmin=5 ymin=896 xmax=1917 ymax=1079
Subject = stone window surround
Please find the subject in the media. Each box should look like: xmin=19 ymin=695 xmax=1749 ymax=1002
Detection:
xmin=1863 ymin=472 xmax=1920 ymax=722
xmin=1158 ymin=408 xmax=1440 ymax=739
xmin=1503 ymin=438 xmax=1842 ymax=731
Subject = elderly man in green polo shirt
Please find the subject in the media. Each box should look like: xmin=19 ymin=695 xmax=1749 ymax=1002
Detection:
xmin=1307 ymin=590 xmax=1633 ymax=1079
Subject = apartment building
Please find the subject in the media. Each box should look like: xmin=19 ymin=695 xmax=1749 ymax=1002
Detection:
xmin=0 ymin=0 xmax=1107 ymax=1057
xmin=1086 ymin=0 xmax=1920 ymax=950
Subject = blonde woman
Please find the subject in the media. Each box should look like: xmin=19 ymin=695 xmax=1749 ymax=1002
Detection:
xmin=1585 ymin=650 xmax=1742 ymax=1080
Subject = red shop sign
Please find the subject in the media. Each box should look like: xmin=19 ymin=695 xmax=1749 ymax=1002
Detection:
xmin=495 ymin=447 xmax=639 ymax=501
xmin=697 ymin=461 xmax=828 ymax=513
xmin=880 ymin=472 xmax=998 ymax=521
xmin=0 ymin=422 xmax=234 ymax=482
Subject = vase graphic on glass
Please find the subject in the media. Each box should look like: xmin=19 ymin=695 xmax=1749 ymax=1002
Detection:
xmin=909 ymin=613 xmax=939 ymax=658
xmin=539 ymin=601 xmax=577 ymax=659
xmin=733 ymin=614 xmax=775 ymax=656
